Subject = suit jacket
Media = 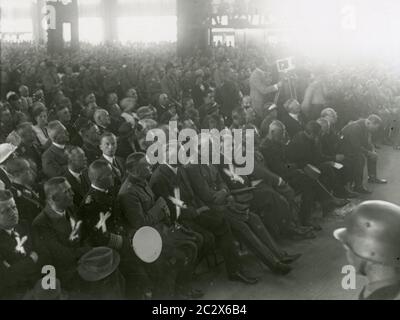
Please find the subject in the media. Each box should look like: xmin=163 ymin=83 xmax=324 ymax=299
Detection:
xmin=101 ymin=155 xmax=125 ymax=187
xmin=286 ymin=131 xmax=323 ymax=168
xmin=78 ymin=187 xmax=123 ymax=248
xmin=261 ymin=138 xmax=294 ymax=179
xmin=149 ymin=164 xmax=203 ymax=222
xmin=42 ymin=144 xmax=68 ymax=178
xmin=0 ymin=221 xmax=43 ymax=298
xmin=185 ymin=164 xmax=229 ymax=206
xmin=341 ymin=119 xmax=373 ymax=156
xmin=32 ymin=205 xmax=90 ymax=283
xmin=249 ymin=68 xmax=278 ymax=116
xmin=118 ymin=174 xmax=167 ymax=233
xmin=278 ymin=110 xmax=305 ymax=139
xmin=10 ymin=183 xmax=43 ymax=225
xmin=64 ymin=170 xmax=89 ymax=208
xmin=82 ymin=143 xmax=101 ymax=165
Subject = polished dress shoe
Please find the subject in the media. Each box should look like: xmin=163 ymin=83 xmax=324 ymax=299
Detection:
xmin=368 ymin=177 xmax=388 ymax=184
xmin=271 ymin=262 xmax=292 ymax=275
xmin=280 ymin=253 xmax=302 ymax=264
xmin=229 ymin=271 xmax=259 ymax=285
xmin=353 ymin=186 xmax=372 ymax=194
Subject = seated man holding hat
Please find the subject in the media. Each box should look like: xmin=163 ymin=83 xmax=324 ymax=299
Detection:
xmin=118 ymin=152 xmax=203 ymax=299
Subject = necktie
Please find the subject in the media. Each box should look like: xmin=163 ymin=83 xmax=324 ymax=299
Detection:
xmin=112 ymin=158 xmax=122 ymax=179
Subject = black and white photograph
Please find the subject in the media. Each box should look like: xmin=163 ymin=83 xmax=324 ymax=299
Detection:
xmin=1 ymin=0 xmax=400 ymax=304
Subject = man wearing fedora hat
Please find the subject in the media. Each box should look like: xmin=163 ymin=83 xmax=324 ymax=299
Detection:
xmin=334 ymin=200 xmax=400 ymax=300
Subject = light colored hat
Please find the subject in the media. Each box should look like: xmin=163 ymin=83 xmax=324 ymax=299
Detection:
xmin=132 ymin=226 xmax=162 ymax=263
xmin=0 ymin=143 xmax=17 ymax=164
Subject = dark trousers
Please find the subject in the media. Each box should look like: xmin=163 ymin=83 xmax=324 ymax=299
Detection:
xmin=350 ymin=153 xmax=377 ymax=187
xmin=227 ymin=211 xmax=283 ymax=270
xmin=193 ymin=210 xmax=241 ymax=276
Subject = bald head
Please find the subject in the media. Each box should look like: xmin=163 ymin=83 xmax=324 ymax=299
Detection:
xmin=88 ymin=159 xmax=114 ymax=190
xmin=93 ymin=109 xmax=110 ymax=128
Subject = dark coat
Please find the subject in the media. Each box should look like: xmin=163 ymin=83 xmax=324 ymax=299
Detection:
xmin=32 ymin=205 xmax=91 ymax=285
xmin=261 ymin=138 xmax=295 ymax=179
xmin=100 ymin=155 xmax=125 ymax=188
xmin=278 ymin=110 xmax=305 ymax=139
xmin=64 ymin=169 xmax=89 ymax=208
xmin=41 ymin=144 xmax=68 ymax=178
xmin=82 ymin=143 xmax=101 ymax=165
xmin=340 ymin=118 xmax=373 ymax=156
xmin=10 ymin=183 xmax=43 ymax=225
xmin=0 ymin=221 xmax=44 ymax=298
xmin=78 ymin=187 xmax=123 ymax=247
xmin=149 ymin=165 xmax=204 ymax=222
xmin=286 ymin=131 xmax=323 ymax=168
xmin=117 ymin=174 xmax=167 ymax=233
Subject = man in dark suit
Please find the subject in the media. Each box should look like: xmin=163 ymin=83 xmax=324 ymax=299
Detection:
xmin=42 ymin=120 xmax=69 ymax=179
xmin=65 ymin=146 xmax=89 ymax=207
xmin=5 ymin=157 xmax=43 ymax=225
xmin=150 ymin=143 xmax=257 ymax=284
xmin=286 ymin=121 xmax=349 ymax=205
xmin=0 ymin=190 xmax=45 ymax=299
xmin=261 ymin=120 xmax=343 ymax=227
xmin=79 ymin=121 xmax=101 ymax=165
xmin=340 ymin=114 xmax=387 ymax=194
xmin=118 ymin=153 xmax=204 ymax=298
xmin=79 ymin=159 xmax=156 ymax=299
xmin=32 ymin=177 xmax=91 ymax=289
xmin=185 ymin=140 xmax=293 ymax=276
xmin=99 ymin=132 xmax=125 ymax=190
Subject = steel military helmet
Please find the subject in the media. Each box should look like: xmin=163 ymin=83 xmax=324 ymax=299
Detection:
xmin=334 ymin=200 xmax=400 ymax=267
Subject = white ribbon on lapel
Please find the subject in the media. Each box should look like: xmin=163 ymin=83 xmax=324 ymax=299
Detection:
xmin=168 ymin=187 xmax=186 ymax=219
xmin=69 ymin=218 xmax=82 ymax=241
xmin=15 ymin=234 xmax=28 ymax=255
xmin=95 ymin=211 xmax=111 ymax=233
xmin=224 ymin=164 xmax=245 ymax=185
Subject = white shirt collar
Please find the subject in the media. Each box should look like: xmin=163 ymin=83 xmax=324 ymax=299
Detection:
xmin=165 ymin=163 xmax=178 ymax=175
xmin=68 ymin=168 xmax=81 ymax=180
xmin=289 ymin=113 xmax=299 ymax=121
xmin=50 ymin=204 xmax=66 ymax=217
xmin=53 ymin=142 xmax=65 ymax=149
xmin=91 ymin=184 xmax=107 ymax=193
xmin=103 ymin=154 xmax=114 ymax=164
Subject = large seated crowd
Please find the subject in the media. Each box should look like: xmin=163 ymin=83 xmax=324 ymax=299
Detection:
xmin=0 ymin=42 xmax=399 ymax=300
